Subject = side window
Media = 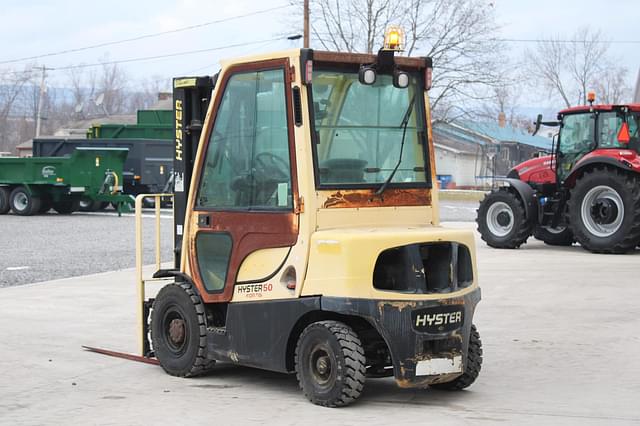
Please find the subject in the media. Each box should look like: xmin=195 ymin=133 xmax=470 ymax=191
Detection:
xmin=560 ymin=114 xmax=595 ymax=154
xmin=197 ymin=69 xmax=292 ymax=210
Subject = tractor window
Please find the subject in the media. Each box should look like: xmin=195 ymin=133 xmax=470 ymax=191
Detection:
xmin=197 ymin=69 xmax=292 ymax=210
xmin=598 ymin=112 xmax=639 ymax=148
xmin=311 ymin=70 xmax=428 ymax=187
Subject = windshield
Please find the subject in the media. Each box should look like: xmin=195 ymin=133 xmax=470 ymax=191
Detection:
xmin=311 ymin=70 xmax=428 ymax=187
xmin=597 ymin=111 xmax=640 ymax=149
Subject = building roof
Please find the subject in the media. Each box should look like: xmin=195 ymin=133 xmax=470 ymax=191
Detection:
xmin=459 ymin=120 xmax=552 ymax=150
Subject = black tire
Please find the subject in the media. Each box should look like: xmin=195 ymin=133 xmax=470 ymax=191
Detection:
xmin=38 ymin=197 xmax=52 ymax=214
xmin=476 ymin=189 xmax=531 ymax=248
xmin=431 ymin=324 xmax=482 ymax=391
xmin=0 ymin=187 xmax=10 ymax=214
xmin=9 ymin=186 xmax=41 ymax=216
xmin=533 ymin=225 xmax=574 ymax=246
xmin=53 ymin=199 xmax=80 ymax=214
xmin=151 ymin=282 xmax=215 ymax=377
xmin=78 ymin=198 xmax=102 ymax=212
xmin=568 ymin=167 xmax=640 ymax=253
xmin=295 ymin=320 xmax=366 ymax=407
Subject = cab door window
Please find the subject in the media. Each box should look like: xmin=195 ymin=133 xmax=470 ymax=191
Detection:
xmin=197 ymin=69 xmax=292 ymax=210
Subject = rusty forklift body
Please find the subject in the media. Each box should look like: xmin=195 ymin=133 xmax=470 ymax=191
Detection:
xmin=141 ymin=47 xmax=482 ymax=407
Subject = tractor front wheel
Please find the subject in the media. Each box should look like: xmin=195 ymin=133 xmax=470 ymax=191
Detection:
xmin=476 ymin=189 xmax=531 ymax=248
xmin=568 ymin=167 xmax=640 ymax=253
xmin=295 ymin=320 xmax=366 ymax=407
xmin=151 ymin=283 xmax=214 ymax=377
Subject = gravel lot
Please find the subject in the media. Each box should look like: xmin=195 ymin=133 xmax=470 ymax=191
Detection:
xmin=0 ymin=200 xmax=476 ymax=287
xmin=0 ymin=210 xmax=173 ymax=288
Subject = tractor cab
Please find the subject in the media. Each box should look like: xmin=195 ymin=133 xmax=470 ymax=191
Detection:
xmin=555 ymin=104 xmax=640 ymax=183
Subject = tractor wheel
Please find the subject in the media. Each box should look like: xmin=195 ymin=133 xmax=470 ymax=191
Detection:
xmin=151 ymin=282 xmax=215 ymax=377
xmin=0 ymin=187 xmax=10 ymax=214
xmin=431 ymin=324 xmax=482 ymax=391
xmin=533 ymin=225 xmax=574 ymax=246
xmin=9 ymin=186 xmax=41 ymax=216
xmin=52 ymin=199 xmax=80 ymax=215
xmin=568 ymin=167 xmax=640 ymax=253
xmin=295 ymin=320 xmax=366 ymax=407
xmin=476 ymin=189 xmax=531 ymax=248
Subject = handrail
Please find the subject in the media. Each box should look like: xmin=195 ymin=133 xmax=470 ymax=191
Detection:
xmin=134 ymin=193 xmax=174 ymax=356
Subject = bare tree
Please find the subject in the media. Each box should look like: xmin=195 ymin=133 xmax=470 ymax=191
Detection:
xmin=289 ymin=0 xmax=504 ymax=120
xmin=0 ymin=67 xmax=34 ymax=152
xmin=526 ymin=26 xmax=629 ymax=108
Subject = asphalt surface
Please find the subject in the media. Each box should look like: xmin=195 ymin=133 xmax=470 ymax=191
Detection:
xmin=1 ymin=223 xmax=639 ymax=424
xmin=0 ymin=200 xmax=479 ymax=288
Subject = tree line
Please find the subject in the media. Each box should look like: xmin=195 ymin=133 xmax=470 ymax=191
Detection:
xmin=1 ymin=0 xmax=634 ymax=153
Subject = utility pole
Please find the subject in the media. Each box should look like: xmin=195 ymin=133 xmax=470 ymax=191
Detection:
xmin=303 ymin=0 xmax=309 ymax=48
xmin=33 ymin=65 xmax=53 ymax=138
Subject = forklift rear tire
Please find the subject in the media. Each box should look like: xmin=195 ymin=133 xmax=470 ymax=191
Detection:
xmin=52 ymin=199 xmax=80 ymax=214
xmin=0 ymin=187 xmax=10 ymax=214
xmin=295 ymin=320 xmax=366 ymax=407
xmin=151 ymin=283 xmax=214 ymax=377
xmin=533 ymin=225 xmax=574 ymax=246
xmin=9 ymin=186 xmax=41 ymax=216
xmin=430 ymin=324 xmax=482 ymax=391
xmin=476 ymin=189 xmax=531 ymax=248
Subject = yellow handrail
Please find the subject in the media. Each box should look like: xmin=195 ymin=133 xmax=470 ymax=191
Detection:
xmin=135 ymin=193 xmax=174 ymax=356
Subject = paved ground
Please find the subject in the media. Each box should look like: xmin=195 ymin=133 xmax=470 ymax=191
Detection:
xmin=0 ymin=200 xmax=475 ymax=288
xmin=1 ymin=223 xmax=639 ymax=425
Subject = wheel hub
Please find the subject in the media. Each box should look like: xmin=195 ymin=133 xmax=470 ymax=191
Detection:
xmin=486 ymin=201 xmax=515 ymax=237
xmin=580 ymin=185 xmax=624 ymax=237
xmin=496 ymin=211 xmax=511 ymax=227
xmin=310 ymin=347 xmax=332 ymax=385
xmin=591 ymin=198 xmax=618 ymax=225
xmin=14 ymin=193 xmax=28 ymax=211
xmin=168 ymin=318 xmax=185 ymax=346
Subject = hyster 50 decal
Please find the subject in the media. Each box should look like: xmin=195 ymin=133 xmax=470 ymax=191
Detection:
xmin=236 ymin=283 xmax=273 ymax=298
xmin=411 ymin=306 xmax=464 ymax=333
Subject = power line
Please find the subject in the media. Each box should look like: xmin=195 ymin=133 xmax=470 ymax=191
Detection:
xmin=0 ymin=4 xmax=292 ymax=65
xmin=496 ymin=38 xmax=640 ymax=44
xmin=48 ymin=37 xmax=289 ymax=72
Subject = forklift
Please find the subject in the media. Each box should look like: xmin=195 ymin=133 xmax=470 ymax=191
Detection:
xmin=136 ymin=29 xmax=482 ymax=407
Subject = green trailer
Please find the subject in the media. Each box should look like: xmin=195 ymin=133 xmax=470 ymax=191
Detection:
xmin=0 ymin=147 xmax=133 ymax=216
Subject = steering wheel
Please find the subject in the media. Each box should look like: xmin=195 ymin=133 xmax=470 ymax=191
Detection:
xmin=254 ymin=152 xmax=290 ymax=181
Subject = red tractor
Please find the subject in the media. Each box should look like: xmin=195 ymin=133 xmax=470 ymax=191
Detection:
xmin=477 ymin=100 xmax=640 ymax=253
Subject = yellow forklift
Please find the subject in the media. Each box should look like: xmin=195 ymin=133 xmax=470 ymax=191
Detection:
xmin=130 ymin=29 xmax=482 ymax=407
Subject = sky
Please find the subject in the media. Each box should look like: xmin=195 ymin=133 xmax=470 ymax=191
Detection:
xmin=0 ymin=0 xmax=638 ymax=107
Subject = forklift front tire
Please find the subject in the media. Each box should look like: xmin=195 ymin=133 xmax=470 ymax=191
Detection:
xmin=430 ymin=324 xmax=482 ymax=391
xmin=295 ymin=320 xmax=366 ymax=407
xmin=151 ymin=283 xmax=214 ymax=377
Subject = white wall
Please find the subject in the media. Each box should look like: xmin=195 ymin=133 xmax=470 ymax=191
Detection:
xmin=434 ymin=147 xmax=480 ymax=187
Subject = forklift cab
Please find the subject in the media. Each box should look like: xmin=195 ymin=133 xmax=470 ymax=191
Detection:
xmin=154 ymin=34 xmax=482 ymax=407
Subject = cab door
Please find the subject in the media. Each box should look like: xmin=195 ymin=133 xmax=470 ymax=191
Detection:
xmin=188 ymin=59 xmax=299 ymax=303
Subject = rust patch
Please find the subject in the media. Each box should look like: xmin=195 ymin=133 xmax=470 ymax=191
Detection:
xmin=377 ymin=300 xmax=418 ymax=316
xmin=323 ymin=188 xmax=431 ymax=209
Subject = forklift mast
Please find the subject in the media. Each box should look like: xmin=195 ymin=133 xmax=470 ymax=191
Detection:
xmin=172 ymin=76 xmax=215 ymax=269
